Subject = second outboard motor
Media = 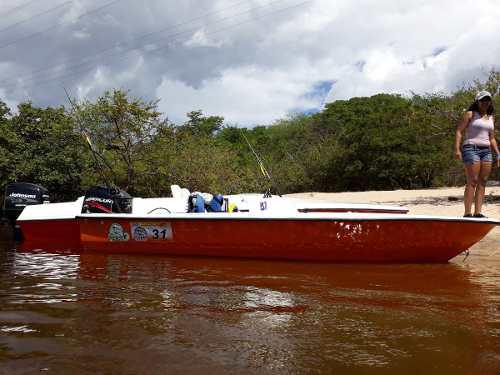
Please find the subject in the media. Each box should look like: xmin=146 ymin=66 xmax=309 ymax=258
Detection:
xmin=3 ymin=182 xmax=49 ymax=226
xmin=82 ymin=186 xmax=132 ymax=214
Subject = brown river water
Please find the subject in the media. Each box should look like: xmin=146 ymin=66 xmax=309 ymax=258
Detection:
xmin=1 ymin=235 xmax=499 ymax=374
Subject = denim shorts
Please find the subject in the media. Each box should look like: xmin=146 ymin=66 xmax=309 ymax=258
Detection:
xmin=461 ymin=144 xmax=493 ymax=165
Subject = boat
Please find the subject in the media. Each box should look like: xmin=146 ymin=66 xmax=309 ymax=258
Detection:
xmin=15 ymin=184 xmax=498 ymax=263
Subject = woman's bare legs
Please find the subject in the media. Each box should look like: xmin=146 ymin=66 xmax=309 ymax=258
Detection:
xmin=464 ymin=163 xmax=480 ymax=215
xmin=474 ymin=162 xmax=492 ymax=215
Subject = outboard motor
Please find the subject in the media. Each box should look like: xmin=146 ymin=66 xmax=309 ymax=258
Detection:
xmin=82 ymin=186 xmax=132 ymax=214
xmin=2 ymin=183 xmax=49 ymax=226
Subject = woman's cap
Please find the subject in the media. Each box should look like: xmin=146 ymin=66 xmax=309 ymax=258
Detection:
xmin=475 ymin=90 xmax=492 ymax=101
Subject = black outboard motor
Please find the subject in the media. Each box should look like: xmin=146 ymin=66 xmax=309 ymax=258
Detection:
xmin=2 ymin=183 xmax=49 ymax=226
xmin=82 ymin=186 xmax=132 ymax=214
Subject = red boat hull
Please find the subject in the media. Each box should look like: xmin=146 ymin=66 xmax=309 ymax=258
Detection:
xmin=19 ymin=219 xmax=80 ymax=249
xmin=71 ymin=217 xmax=497 ymax=263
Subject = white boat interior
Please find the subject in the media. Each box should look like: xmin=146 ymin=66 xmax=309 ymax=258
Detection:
xmin=18 ymin=185 xmax=411 ymax=222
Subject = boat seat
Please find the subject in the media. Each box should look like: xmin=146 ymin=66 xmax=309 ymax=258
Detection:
xmin=171 ymin=185 xmax=190 ymax=200
xmin=170 ymin=185 xmax=190 ymax=212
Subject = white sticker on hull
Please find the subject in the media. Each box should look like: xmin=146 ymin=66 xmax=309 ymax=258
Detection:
xmin=108 ymin=223 xmax=130 ymax=241
xmin=131 ymin=222 xmax=173 ymax=241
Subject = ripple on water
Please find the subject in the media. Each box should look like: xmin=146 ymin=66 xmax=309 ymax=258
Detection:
xmin=0 ymin=245 xmax=500 ymax=374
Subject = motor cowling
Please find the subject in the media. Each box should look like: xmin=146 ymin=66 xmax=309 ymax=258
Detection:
xmin=2 ymin=183 xmax=49 ymax=225
xmin=82 ymin=186 xmax=132 ymax=214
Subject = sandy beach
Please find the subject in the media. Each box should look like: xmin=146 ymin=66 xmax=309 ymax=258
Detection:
xmin=288 ymin=185 xmax=500 ymax=255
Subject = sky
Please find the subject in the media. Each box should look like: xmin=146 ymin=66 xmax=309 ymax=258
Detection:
xmin=0 ymin=0 xmax=499 ymax=126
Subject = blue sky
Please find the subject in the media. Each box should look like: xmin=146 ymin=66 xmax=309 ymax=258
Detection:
xmin=0 ymin=0 xmax=499 ymax=125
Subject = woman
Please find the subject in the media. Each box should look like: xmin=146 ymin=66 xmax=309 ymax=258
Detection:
xmin=455 ymin=90 xmax=500 ymax=217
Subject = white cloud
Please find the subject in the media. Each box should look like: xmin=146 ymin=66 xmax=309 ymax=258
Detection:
xmin=73 ymin=30 xmax=91 ymax=39
xmin=0 ymin=88 xmax=18 ymax=112
xmin=156 ymin=64 xmax=324 ymax=125
xmin=61 ymin=0 xmax=87 ymax=25
xmin=184 ymin=29 xmax=223 ymax=48
xmin=0 ymin=0 xmax=499 ymax=125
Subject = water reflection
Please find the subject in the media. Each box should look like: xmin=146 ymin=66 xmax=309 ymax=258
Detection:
xmin=0 ymin=241 xmax=499 ymax=374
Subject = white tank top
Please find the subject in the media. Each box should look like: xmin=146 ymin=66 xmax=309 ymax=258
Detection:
xmin=463 ymin=112 xmax=494 ymax=147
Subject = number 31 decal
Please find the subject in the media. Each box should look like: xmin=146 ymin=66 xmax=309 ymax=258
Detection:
xmin=152 ymin=228 xmax=169 ymax=240
xmin=131 ymin=223 xmax=172 ymax=241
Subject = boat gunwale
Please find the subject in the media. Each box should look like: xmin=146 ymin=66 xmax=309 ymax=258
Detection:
xmin=16 ymin=211 xmax=500 ymax=225
xmin=69 ymin=214 xmax=500 ymax=225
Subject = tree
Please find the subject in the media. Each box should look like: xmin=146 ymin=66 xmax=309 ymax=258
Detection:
xmin=315 ymin=94 xmax=452 ymax=190
xmin=2 ymin=69 xmax=498 ymax=200
xmin=71 ymin=90 xmax=167 ymax=194
xmin=0 ymin=101 xmax=13 ymax=192
xmin=179 ymin=110 xmax=224 ymax=136
xmin=5 ymin=102 xmax=86 ymax=200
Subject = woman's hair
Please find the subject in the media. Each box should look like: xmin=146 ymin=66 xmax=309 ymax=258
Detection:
xmin=468 ymin=99 xmax=495 ymax=115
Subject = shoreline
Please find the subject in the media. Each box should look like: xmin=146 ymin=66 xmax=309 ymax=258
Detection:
xmin=286 ymin=185 xmax=500 ymax=217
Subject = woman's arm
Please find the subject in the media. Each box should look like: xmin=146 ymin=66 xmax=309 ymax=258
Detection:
xmin=455 ymin=111 xmax=472 ymax=160
xmin=490 ymin=116 xmax=500 ymax=167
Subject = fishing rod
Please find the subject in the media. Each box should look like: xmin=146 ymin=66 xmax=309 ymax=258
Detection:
xmin=63 ymin=88 xmax=117 ymax=189
xmin=240 ymin=130 xmax=281 ymax=197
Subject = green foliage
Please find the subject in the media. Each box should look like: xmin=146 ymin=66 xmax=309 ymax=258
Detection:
xmin=144 ymin=130 xmax=245 ymax=195
xmin=314 ymin=94 xmax=446 ymax=189
xmin=180 ymin=110 xmax=224 ymax=136
xmin=70 ymin=89 xmax=167 ymax=195
xmin=1 ymin=71 xmax=499 ymax=199
xmin=0 ymin=101 xmax=13 ymax=192
xmin=1 ymin=102 xmax=86 ymax=200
